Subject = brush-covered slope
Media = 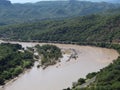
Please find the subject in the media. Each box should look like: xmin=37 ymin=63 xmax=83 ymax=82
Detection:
xmin=0 ymin=0 xmax=120 ymax=25
xmin=0 ymin=13 xmax=120 ymax=43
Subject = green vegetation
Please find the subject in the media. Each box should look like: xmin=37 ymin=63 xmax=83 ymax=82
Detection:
xmin=0 ymin=0 xmax=119 ymax=25
xmin=77 ymin=78 xmax=86 ymax=85
xmin=35 ymin=44 xmax=62 ymax=68
xmin=0 ymin=12 xmax=120 ymax=43
xmin=94 ymin=57 xmax=120 ymax=90
xmin=86 ymin=72 xmax=97 ymax=79
xmin=0 ymin=1 xmax=120 ymax=88
xmin=0 ymin=43 xmax=34 ymax=85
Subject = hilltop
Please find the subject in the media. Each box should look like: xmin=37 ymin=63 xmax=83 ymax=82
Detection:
xmin=0 ymin=1 xmax=119 ymax=25
xmin=0 ymin=0 xmax=12 ymax=6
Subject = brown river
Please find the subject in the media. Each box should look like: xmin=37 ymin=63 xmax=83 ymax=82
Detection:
xmin=0 ymin=40 xmax=119 ymax=90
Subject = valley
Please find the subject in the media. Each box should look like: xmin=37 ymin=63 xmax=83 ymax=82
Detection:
xmin=0 ymin=0 xmax=120 ymax=90
xmin=0 ymin=40 xmax=119 ymax=90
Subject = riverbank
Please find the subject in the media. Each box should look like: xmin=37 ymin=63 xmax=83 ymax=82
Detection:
xmin=69 ymin=44 xmax=120 ymax=90
xmin=0 ymin=68 xmax=31 ymax=89
xmin=0 ymin=42 xmax=78 ymax=89
xmin=0 ymin=40 xmax=119 ymax=90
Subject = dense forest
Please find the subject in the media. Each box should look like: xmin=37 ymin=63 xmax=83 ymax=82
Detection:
xmin=0 ymin=0 xmax=120 ymax=25
xmin=0 ymin=12 xmax=120 ymax=43
xmin=35 ymin=44 xmax=62 ymax=68
xmin=0 ymin=43 xmax=34 ymax=85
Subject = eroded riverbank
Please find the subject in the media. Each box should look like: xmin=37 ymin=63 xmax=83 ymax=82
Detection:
xmin=0 ymin=40 xmax=119 ymax=90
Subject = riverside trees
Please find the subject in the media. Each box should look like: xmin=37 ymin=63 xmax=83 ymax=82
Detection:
xmin=35 ymin=44 xmax=62 ymax=68
xmin=0 ymin=43 xmax=34 ymax=85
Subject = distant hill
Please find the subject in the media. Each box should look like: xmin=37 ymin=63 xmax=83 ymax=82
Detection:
xmin=108 ymin=0 xmax=120 ymax=3
xmin=0 ymin=0 xmax=12 ymax=6
xmin=0 ymin=11 xmax=120 ymax=43
xmin=83 ymin=0 xmax=120 ymax=3
xmin=103 ymin=0 xmax=120 ymax=3
xmin=0 ymin=0 xmax=120 ymax=25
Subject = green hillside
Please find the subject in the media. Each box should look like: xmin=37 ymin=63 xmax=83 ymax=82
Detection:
xmin=0 ymin=0 xmax=120 ymax=25
xmin=0 ymin=13 xmax=120 ymax=43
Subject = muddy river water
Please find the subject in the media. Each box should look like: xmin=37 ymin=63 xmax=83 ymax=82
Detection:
xmin=0 ymin=40 xmax=119 ymax=90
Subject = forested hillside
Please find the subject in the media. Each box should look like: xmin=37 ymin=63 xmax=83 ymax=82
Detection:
xmin=0 ymin=13 xmax=120 ymax=43
xmin=0 ymin=0 xmax=120 ymax=25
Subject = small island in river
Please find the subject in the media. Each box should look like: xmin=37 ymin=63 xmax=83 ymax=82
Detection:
xmin=35 ymin=44 xmax=62 ymax=69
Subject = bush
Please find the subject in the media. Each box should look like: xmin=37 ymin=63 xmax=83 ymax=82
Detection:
xmin=86 ymin=72 xmax=97 ymax=79
xmin=78 ymin=78 xmax=86 ymax=85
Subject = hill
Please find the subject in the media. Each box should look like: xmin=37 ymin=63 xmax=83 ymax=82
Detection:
xmin=0 ymin=12 xmax=120 ymax=43
xmin=0 ymin=0 xmax=12 ymax=6
xmin=0 ymin=0 xmax=120 ymax=25
xmin=85 ymin=0 xmax=120 ymax=3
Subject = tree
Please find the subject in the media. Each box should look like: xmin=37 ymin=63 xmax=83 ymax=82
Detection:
xmin=78 ymin=78 xmax=85 ymax=85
